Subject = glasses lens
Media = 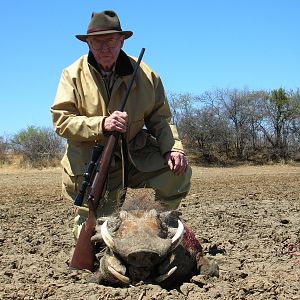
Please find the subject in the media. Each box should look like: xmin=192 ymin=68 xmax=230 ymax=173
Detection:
xmin=89 ymin=38 xmax=118 ymax=50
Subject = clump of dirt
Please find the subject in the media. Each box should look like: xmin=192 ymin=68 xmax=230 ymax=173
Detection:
xmin=0 ymin=165 xmax=299 ymax=299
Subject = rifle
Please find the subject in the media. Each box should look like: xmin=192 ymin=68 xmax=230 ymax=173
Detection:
xmin=69 ymin=48 xmax=145 ymax=271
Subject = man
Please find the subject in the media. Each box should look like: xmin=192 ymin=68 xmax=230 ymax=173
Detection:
xmin=51 ymin=10 xmax=192 ymax=238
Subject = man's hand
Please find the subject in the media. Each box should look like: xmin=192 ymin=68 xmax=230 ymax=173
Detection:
xmin=103 ymin=111 xmax=128 ymax=133
xmin=165 ymin=151 xmax=188 ymax=175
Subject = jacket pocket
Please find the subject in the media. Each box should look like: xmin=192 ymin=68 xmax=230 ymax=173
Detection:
xmin=128 ymin=119 xmax=145 ymax=143
xmin=62 ymin=142 xmax=95 ymax=176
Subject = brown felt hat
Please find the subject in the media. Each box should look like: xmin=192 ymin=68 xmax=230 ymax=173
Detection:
xmin=76 ymin=10 xmax=133 ymax=42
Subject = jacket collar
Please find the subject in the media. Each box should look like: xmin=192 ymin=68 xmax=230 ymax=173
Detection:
xmin=87 ymin=49 xmax=134 ymax=77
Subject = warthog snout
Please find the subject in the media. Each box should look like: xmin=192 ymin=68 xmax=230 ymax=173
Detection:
xmin=127 ymin=250 xmax=160 ymax=267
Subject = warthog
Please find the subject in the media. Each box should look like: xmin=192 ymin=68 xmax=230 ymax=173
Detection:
xmin=91 ymin=195 xmax=219 ymax=286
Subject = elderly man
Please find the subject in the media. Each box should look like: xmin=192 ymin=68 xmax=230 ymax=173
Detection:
xmin=51 ymin=10 xmax=192 ymax=238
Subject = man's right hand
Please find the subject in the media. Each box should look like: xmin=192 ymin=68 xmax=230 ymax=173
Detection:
xmin=103 ymin=111 xmax=128 ymax=133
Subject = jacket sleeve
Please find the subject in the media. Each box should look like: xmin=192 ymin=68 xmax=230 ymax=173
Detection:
xmin=50 ymin=69 xmax=106 ymax=143
xmin=145 ymin=74 xmax=185 ymax=156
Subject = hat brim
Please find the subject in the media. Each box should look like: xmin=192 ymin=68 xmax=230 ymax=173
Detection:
xmin=76 ymin=30 xmax=133 ymax=42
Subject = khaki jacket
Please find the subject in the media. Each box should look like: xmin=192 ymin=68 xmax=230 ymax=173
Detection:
xmin=51 ymin=50 xmax=184 ymax=176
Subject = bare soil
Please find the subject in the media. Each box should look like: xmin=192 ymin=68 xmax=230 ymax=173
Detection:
xmin=0 ymin=165 xmax=299 ymax=300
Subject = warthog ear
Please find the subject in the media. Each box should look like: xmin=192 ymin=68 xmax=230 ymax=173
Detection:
xmin=159 ymin=211 xmax=182 ymax=228
xmin=106 ymin=216 xmax=122 ymax=233
xmin=96 ymin=216 xmax=111 ymax=225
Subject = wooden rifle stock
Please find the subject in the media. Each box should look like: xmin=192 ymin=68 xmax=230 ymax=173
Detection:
xmin=69 ymin=48 xmax=145 ymax=270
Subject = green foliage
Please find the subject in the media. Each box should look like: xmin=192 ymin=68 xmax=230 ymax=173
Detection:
xmin=269 ymin=88 xmax=289 ymax=106
xmin=11 ymin=126 xmax=64 ymax=167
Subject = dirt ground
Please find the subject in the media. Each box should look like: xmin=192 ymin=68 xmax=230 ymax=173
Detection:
xmin=0 ymin=164 xmax=299 ymax=300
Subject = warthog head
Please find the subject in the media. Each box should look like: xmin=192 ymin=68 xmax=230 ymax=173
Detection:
xmin=91 ymin=194 xmax=219 ymax=286
xmin=101 ymin=209 xmax=184 ymax=267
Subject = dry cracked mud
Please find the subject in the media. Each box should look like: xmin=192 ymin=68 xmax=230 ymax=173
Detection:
xmin=0 ymin=164 xmax=299 ymax=299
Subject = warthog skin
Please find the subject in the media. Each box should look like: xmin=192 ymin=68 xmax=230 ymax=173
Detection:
xmin=91 ymin=195 xmax=219 ymax=286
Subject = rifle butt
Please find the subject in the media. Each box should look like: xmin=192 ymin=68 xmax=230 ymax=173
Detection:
xmin=69 ymin=213 xmax=96 ymax=271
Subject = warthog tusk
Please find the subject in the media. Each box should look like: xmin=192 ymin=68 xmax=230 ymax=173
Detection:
xmin=170 ymin=219 xmax=184 ymax=251
xmin=101 ymin=220 xmax=116 ymax=250
xmin=154 ymin=266 xmax=177 ymax=283
xmin=108 ymin=266 xmax=130 ymax=284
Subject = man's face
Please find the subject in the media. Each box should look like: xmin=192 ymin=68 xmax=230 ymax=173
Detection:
xmin=87 ymin=33 xmax=125 ymax=71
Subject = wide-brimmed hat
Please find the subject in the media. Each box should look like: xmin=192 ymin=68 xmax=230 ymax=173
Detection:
xmin=76 ymin=10 xmax=133 ymax=42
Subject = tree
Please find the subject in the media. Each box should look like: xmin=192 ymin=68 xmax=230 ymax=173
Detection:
xmin=258 ymin=88 xmax=300 ymax=160
xmin=167 ymin=92 xmax=195 ymax=128
xmin=213 ymin=89 xmax=258 ymax=159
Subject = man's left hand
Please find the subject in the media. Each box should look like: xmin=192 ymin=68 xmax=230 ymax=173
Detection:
xmin=165 ymin=151 xmax=188 ymax=176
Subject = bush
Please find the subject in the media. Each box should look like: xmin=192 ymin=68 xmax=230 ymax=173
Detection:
xmin=11 ymin=126 xmax=64 ymax=167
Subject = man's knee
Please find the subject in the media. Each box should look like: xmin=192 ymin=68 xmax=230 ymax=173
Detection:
xmin=152 ymin=165 xmax=192 ymax=209
xmin=162 ymin=165 xmax=192 ymax=195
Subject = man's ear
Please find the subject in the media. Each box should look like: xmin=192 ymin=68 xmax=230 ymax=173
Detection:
xmin=86 ymin=39 xmax=91 ymax=48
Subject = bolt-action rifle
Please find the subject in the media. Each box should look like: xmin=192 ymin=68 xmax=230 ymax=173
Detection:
xmin=69 ymin=48 xmax=145 ymax=271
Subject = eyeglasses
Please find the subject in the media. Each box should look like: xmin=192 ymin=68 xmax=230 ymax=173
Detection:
xmin=87 ymin=38 xmax=121 ymax=50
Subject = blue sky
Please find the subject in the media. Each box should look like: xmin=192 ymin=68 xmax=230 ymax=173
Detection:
xmin=0 ymin=0 xmax=299 ymax=135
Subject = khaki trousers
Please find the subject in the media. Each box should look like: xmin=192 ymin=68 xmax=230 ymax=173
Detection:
xmin=62 ymin=159 xmax=192 ymax=238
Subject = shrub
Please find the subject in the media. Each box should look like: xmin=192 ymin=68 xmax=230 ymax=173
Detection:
xmin=11 ymin=126 xmax=64 ymax=167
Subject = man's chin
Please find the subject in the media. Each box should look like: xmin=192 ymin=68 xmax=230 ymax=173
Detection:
xmin=98 ymin=58 xmax=113 ymax=64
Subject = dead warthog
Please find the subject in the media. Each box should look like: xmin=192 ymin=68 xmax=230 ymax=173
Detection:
xmin=91 ymin=194 xmax=219 ymax=286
